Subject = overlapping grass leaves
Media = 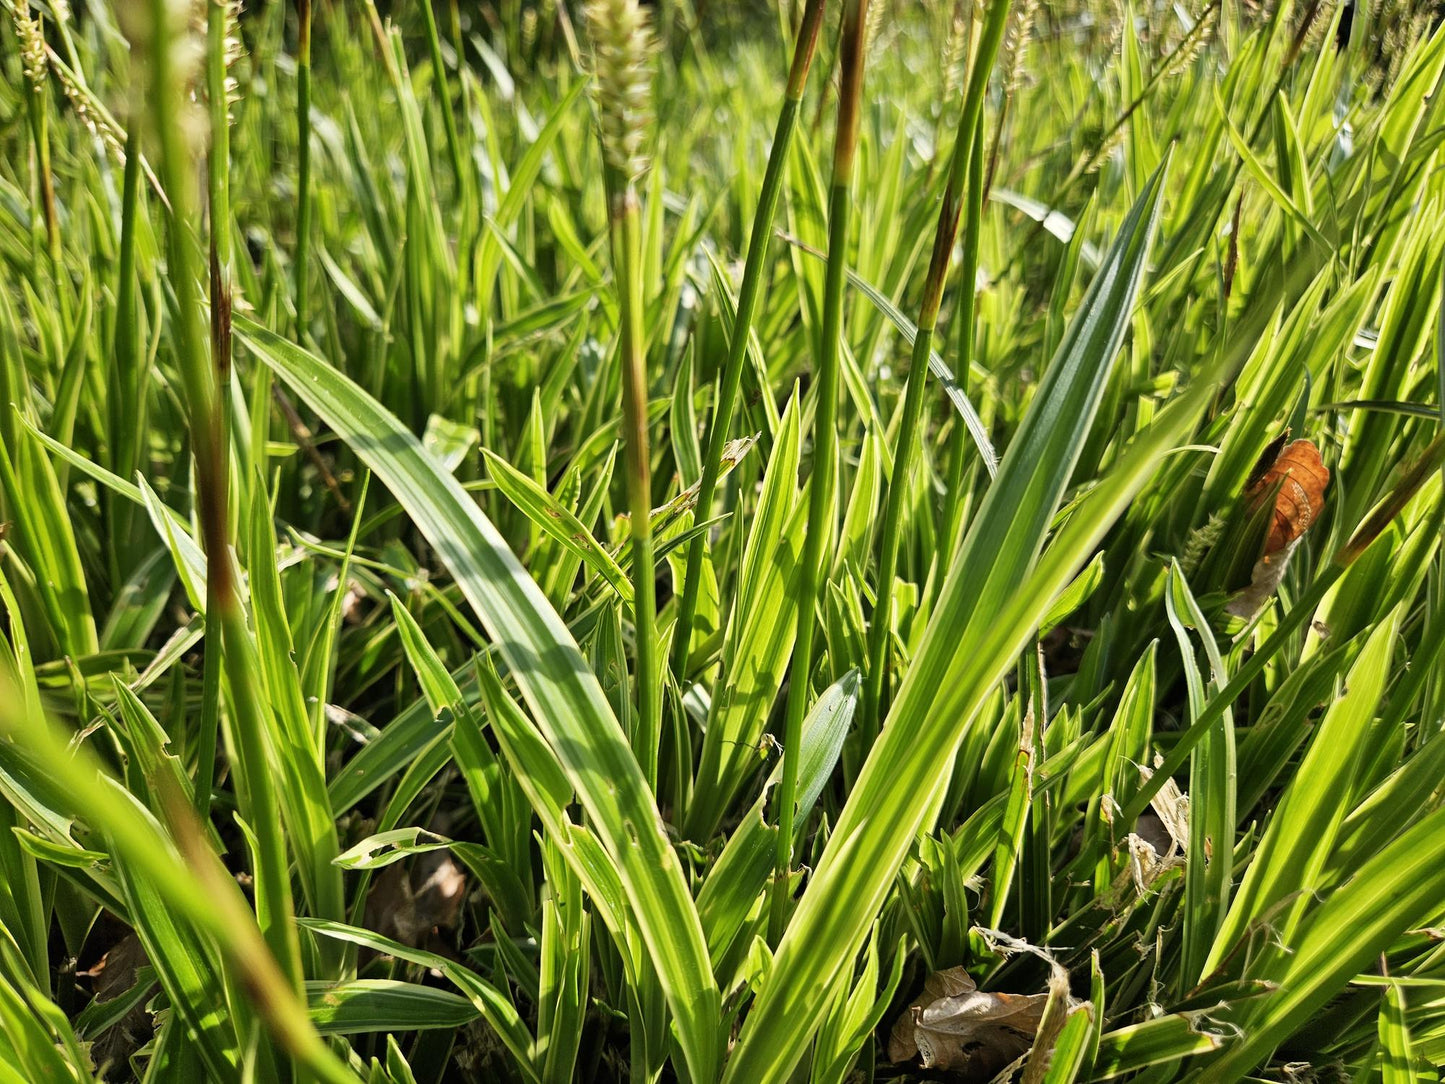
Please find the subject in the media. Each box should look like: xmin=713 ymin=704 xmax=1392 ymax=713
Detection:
xmin=237 ymin=317 xmax=722 ymax=1082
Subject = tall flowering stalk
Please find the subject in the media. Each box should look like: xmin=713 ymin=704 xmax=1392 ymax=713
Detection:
xmin=294 ymin=0 xmax=312 ymax=334
xmin=207 ymin=0 xmax=240 ymax=336
xmin=128 ymin=0 xmax=303 ymax=998
xmin=196 ymin=0 xmax=241 ymax=825
xmin=12 ymin=3 xmax=66 ymax=327
xmin=587 ymin=0 xmax=661 ymax=788
xmin=863 ymin=0 xmax=1012 ymax=733
xmin=671 ymin=0 xmax=827 ymax=680
xmin=770 ymin=0 xmax=871 ymax=938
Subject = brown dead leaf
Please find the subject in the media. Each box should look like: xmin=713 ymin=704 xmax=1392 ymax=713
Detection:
xmin=887 ymin=967 xmax=1050 ymax=1078
xmin=1245 ymin=439 xmax=1329 ymax=556
xmin=78 ymin=931 xmax=153 ymax=1075
xmin=79 ymin=931 xmax=148 ymax=1001
xmin=364 ymin=853 xmax=467 ymax=947
xmin=1228 ymin=438 xmax=1330 ymax=618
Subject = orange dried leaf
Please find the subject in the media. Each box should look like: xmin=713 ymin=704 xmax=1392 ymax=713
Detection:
xmin=1227 ymin=438 xmax=1330 ymax=618
xmin=1244 ymin=438 xmax=1329 ymax=556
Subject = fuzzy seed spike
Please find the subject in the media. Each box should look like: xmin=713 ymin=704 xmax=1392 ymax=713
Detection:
xmin=585 ymin=0 xmax=655 ymax=184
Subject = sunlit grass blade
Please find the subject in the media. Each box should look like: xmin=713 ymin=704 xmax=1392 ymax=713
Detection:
xmin=0 ymin=680 xmax=354 ymax=1084
xmin=238 ymin=316 xmax=722 ymax=1082
xmin=723 ymin=155 xmax=1177 ymax=1083
xmin=1201 ymin=802 xmax=1445 ymax=1079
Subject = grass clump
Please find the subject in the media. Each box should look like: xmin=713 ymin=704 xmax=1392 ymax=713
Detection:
xmin=2 ymin=1 xmax=1445 ymax=1082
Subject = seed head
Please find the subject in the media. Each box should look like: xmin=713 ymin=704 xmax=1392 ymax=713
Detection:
xmin=116 ymin=0 xmax=207 ymax=152
xmin=1087 ymin=123 xmax=1126 ymax=174
xmin=585 ymin=0 xmax=655 ymax=184
xmin=1297 ymin=1 xmax=1331 ymax=55
xmin=13 ymin=4 xmax=48 ymax=92
xmin=53 ymin=60 xmax=126 ymax=158
xmin=1162 ymin=7 xmax=1214 ymax=81
xmin=223 ymin=0 xmax=245 ymax=72
xmin=864 ymin=0 xmax=887 ymax=60
xmin=1179 ymin=513 xmax=1225 ymax=577
xmin=214 ymin=0 xmax=246 ymax=114
xmin=1001 ymin=0 xmax=1038 ymax=99
xmin=941 ymin=2 xmax=970 ymax=105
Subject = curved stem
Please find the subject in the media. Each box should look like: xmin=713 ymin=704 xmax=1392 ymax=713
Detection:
xmin=671 ymin=0 xmax=826 ymax=682
xmin=864 ymin=0 xmax=1012 ymax=735
xmin=770 ymin=0 xmax=869 ymax=941
xmin=294 ymin=0 xmax=313 ymax=336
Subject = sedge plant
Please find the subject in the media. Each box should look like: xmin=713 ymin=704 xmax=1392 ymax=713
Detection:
xmin=861 ymin=0 xmax=1011 ymax=732
xmin=770 ymin=0 xmax=871 ymax=941
xmin=1 ymin=3 xmax=1445 ymax=1082
xmin=671 ymin=0 xmax=826 ymax=678
xmin=587 ymin=0 xmax=662 ymax=788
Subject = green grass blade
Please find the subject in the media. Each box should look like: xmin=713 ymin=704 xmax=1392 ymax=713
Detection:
xmin=307 ymin=979 xmax=480 ymax=1034
xmin=238 ymin=316 xmax=722 ymax=1082
xmin=722 ymin=154 xmax=1176 ymax=1083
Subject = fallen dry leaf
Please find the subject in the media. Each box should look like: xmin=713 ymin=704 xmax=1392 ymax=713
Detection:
xmin=1245 ymin=438 xmax=1330 ymax=556
xmin=79 ymin=931 xmax=148 ymax=1001
xmin=365 ymin=852 xmax=467 ymax=947
xmin=888 ymin=966 xmax=1050 ymax=1078
xmin=78 ymin=931 xmax=152 ymax=1075
xmin=1227 ymin=437 xmax=1329 ymax=618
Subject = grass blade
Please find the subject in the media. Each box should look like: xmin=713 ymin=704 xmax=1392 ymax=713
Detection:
xmin=239 ymin=316 xmax=721 ymax=1082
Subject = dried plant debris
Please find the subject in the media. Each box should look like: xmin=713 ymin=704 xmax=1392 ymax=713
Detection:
xmin=888 ymin=967 xmax=1054 ymax=1078
xmin=77 ymin=931 xmax=154 ymax=1074
xmin=364 ymin=852 xmax=468 ymax=948
xmin=1226 ymin=438 xmax=1330 ymax=619
xmin=1100 ymin=757 xmax=1190 ymax=895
